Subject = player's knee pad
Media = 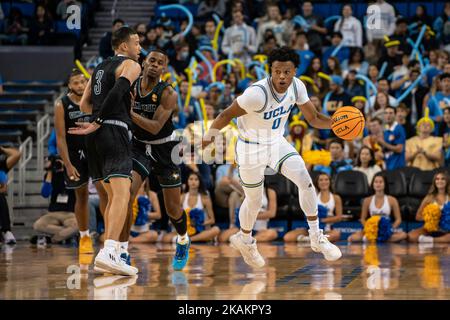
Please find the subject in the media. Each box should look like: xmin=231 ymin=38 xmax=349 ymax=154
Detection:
xmin=242 ymin=185 xmax=264 ymax=213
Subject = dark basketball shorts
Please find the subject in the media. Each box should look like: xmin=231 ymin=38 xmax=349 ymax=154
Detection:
xmin=64 ymin=147 xmax=89 ymax=189
xmin=86 ymin=123 xmax=133 ymax=183
xmin=132 ymin=138 xmax=182 ymax=188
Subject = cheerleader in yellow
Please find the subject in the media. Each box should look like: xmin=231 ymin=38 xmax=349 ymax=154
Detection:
xmin=284 ymin=172 xmax=342 ymax=243
xmin=348 ymin=173 xmax=407 ymax=242
xmin=408 ymin=171 xmax=450 ymax=243
xmin=162 ymin=172 xmax=220 ymax=243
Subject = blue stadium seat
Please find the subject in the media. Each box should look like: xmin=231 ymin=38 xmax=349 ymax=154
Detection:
xmin=334 ymin=170 xmax=369 ymax=220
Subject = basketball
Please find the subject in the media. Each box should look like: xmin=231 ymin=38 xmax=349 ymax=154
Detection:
xmin=331 ymin=106 xmax=365 ymax=141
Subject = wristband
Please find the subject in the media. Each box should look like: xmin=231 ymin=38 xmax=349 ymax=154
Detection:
xmin=94 ymin=117 xmax=104 ymax=125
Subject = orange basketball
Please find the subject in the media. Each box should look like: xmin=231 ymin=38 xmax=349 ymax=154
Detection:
xmin=331 ymin=106 xmax=365 ymax=141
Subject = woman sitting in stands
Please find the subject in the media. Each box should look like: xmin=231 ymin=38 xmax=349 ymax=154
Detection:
xmin=348 ymin=173 xmax=407 ymax=242
xmin=284 ymin=172 xmax=342 ymax=243
xmin=408 ymin=170 xmax=450 ymax=243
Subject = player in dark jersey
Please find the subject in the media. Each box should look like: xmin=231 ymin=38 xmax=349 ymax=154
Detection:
xmin=126 ymin=49 xmax=190 ymax=270
xmin=54 ymin=69 xmax=94 ymax=255
xmin=70 ymin=26 xmax=141 ymax=276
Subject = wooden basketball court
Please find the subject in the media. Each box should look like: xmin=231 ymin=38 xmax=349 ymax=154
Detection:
xmin=1 ymin=242 xmax=449 ymax=300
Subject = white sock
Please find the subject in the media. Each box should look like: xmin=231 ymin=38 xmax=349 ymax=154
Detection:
xmin=307 ymin=219 xmax=320 ymax=234
xmin=104 ymin=239 xmax=118 ymax=250
xmin=177 ymin=233 xmax=188 ymax=244
xmin=79 ymin=230 xmax=90 ymax=238
xmin=239 ymin=230 xmax=253 ymax=244
xmin=120 ymin=241 xmax=129 ymax=252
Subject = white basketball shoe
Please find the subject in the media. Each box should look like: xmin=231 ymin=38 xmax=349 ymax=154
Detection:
xmin=309 ymin=229 xmax=342 ymax=261
xmin=94 ymin=245 xmax=138 ymax=276
xmin=230 ymin=233 xmax=265 ymax=268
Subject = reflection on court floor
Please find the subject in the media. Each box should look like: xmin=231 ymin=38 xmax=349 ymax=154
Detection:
xmin=0 ymin=242 xmax=449 ymax=300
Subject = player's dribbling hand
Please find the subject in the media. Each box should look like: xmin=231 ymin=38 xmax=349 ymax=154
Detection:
xmin=68 ymin=122 xmax=100 ymax=135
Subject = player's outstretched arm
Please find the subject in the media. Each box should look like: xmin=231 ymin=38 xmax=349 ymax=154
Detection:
xmin=299 ymin=100 xmax=333 ymax=130
xmin=130 ymin=86 xmax=177 ymax=135
xmin=201 ymin=99 xmax=247 ymax=149
xmin=80 ymin=77 xmax=92 ymax=114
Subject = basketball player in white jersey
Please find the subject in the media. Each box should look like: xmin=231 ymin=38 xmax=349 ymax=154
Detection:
xmin=202 ymin=47 xmax=342 ymax=267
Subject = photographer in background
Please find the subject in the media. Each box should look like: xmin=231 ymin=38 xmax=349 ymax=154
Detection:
xmin=31 ymin=156 xmax=77 ymax=246
xmin=0 ymin=145 xmax=22 ymax=245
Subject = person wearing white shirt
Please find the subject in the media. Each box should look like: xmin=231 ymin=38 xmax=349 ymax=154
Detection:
xmin=365 ymin=0 xmax=396 ymax=42
xmin=256 ymin=3 xmax=292 ymax=48
xmin=334 ymin=4 xmax=363 ymax=48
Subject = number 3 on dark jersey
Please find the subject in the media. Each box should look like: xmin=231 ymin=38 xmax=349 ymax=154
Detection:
xmin=94 ymin=70 xmax=104 ymax=95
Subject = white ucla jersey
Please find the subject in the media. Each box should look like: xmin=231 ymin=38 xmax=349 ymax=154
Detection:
xmin=236 ymin=77 xmax=309 ymax=144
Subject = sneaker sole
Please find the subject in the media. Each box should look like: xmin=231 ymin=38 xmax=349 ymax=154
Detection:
xmin=94 ymin=265 xmax=114 ymax=275
xmin=95 ymin=260 xmax=138 ymax=276
xmin=229 ymin=237 xmax=265 ymax=269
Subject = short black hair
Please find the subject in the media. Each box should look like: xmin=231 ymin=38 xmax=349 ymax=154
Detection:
xmin=396 ymin=17 xmax=408 ymax=25
xmin=329 ymin=138 xmax=344 ymax=149
xmin=331 ymin=31 xmax=343 ymax=39
xmin=111 ymin=26 xmax=137 ymax=50
xmin=440 ymin=73 xmax=450 ymax=81
xmin=385 ymin=105 xmax=396 ymax=113
xmin=69 ymin=68 xmax=84 ymax=79
xmin=378 ymin=77 xmax=389 ymax=83
xmin=268 ymin=46 xmax=299 ymax=71
xmin=408 ymin=60 xmax=420 ymax=69
xmin=147 ymin=48 xmax=168 ymax=64
xmin=113 ymin=18 xmax=125 ymax=26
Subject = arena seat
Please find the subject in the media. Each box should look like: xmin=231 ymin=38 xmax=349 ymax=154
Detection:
xmin=0 ymin=109 xmax=40 ymax=122
xmin=334 ymin=170 xmax=369 ymax=220
xmin=265 ymin=173 xmax=292 ymax=221
xmin=406 ymin=170 xmax=436 ymax=218
xmin=384 ymin=169 xmax=410 ymax=221
xmin=394 ymin=167 xmax=421 ymax=188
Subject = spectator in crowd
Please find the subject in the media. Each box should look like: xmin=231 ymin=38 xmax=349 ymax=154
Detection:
xmin=286 ymin=114 xmax=313 ymax=156
xmin=334 ymin=4 xmax=363 ymax=48
xmin=427 ymin=72 xmax=450 ymax=125
xmin=214 ymin=161 xmax=242 ymax=220
xmin=325 ymin=56 xmax=342 ymax=76
xmin=348 ymin=173 xmax=407 ymax=242
xmin=197 ymin=0 xmax=226 ymax=20
xmin=99 ymin=18 xmax=124 ymax=59
xmin=367 ymin=64 xmax=379 ymax=89
xmin=260 ymin=34 xmax=278 ymax=56
xmin=291 ymin=31 xmax=314 ymax=76
xmin=129 ymin=181 xmax=162 ymax=244
xmin=0 ymin=145 xmax=21 ymax=244
xmin=391 ymin=65 xmax=427 ymax=125
xmin=221 ymin=10 xmax=257 ymax=65
xmin=367 ymin=78 xmax=397 ymax=114
xmin=381 ymin=106 xmax=406 ymax=170
xmin=377 ymin=39 xmax=403 ymax=78
xmin=163 ymin=172 xmax=220 ymax=243
xmin=322 ymin=32 xmax=350 ymax=69
xmin=408 ymin=170 xmax=450 ymax=244
xmin=353 ymin=146 xmax=382 ymax=186
xmin=365 ymin=0 xmax=396 ymax=57
xmin=304 ymin=57 xmax=329 ymax=99
xmin=284 ymin=172 xmax=342 ymax=243
xmin=56 ymin=0 xmax=81 ymax=19
xmin=434 ymin=2 xmax=450 ymax=49
xmin=425 ymin=50 xmax=449 ymax=88
xmin=406 ymin=112 xmax=443 ymax=170
xmin=256 ymin=2 xmax=291 ymax=47
xmin=32 ymin=156 xmax=77 ymax=246
xmin=344 ymin=70 xmax=365 ymax=97
xmin=314 ymin=139 xmax=353 ymax=178
xmin=324 ymin=75 xmax=351 ymax=116
xmin=410 ymin=4 xmax=432 ymax=30
xmin=342 ymin=47 xmax=369 ymax=78
xmin=390 ymin=18 xmax=410 ymax=55
xmin=395 ymin=104 xmax=416 ymax=139
xmin=363 ymin=117 xmax=385 ymax=168
xmin=201 ymin=18 xmax=219 ymax=48
xmin=300 ymin=1 xmax=327 ymax=57
xmin=28 ymin=4 xmax=54 ymax=45
xmin=352 ymin=95 xmax=367 ymax=113
xmin=142 ymin=27 xmax=159 ymax=52
xmin=219 ymin=185 xmax=278 ymax=243
xmin=440 ymin=107 xmax=450 ymax=166
xmin=0 ymin=7 xmax=28 ymax=45
xmin=371 ymin=91 xmax=391 ymax=120
xmin=170 ymin=41 xmax=191 ymax=76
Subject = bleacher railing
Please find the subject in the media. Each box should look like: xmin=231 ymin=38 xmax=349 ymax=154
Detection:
xmin=36 ymin=115 xmax=51 ymax=174
xmin=18 ymin=137 xmax=33 ymax=204
xmin=7 ymin=168 xmax=15 ymax=223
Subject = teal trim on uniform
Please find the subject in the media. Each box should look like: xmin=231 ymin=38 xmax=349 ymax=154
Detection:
xmin=65 ymin=181 xmax=89 ymax=190
xmin=268 ymin=77 xmax=287 ymax=103
xmin=275 ymin=152 xmax=298 ymax=172
xmin=132 ymin=158 xmax=150 ymax=176
xmin=91 ymin=177 xmax=105 ymax=183
xmin=239 ymin=178 xmax=264 ymax=188
xmin=251 ymin=84 xmax=268 ymax=113
xmin=137 ymin=76 xmax=152 ymax=99
xmin=160 ymin=182 xmax=182 ymax=188
xmin=104 ymin=174 xmax=132 ymax=183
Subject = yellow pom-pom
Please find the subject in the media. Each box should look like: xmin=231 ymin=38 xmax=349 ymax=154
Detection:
xmin=364 ymin=244 xmax=379 ymax=266
xmin=132 ymin=197 xmax=138 ymax=225
xmin=421 ymin=255 xmax=442 ymax=289
xmin=423 ymin=203 xmax=441 ymax=233
xmin=364 ymin=216 xmax=381 ymax=242
xmin=303 ymin=150 xmax=331 ymax=166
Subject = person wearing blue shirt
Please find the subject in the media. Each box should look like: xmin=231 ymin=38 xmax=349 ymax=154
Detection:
xmin=380 ymin=106 xmax=406 ymax=170
xmin=47 ymin=129 xmax=58 ymax=157
xmin=427 ymin=73 xmax=450 ymax=130
xmin=314 ymin=139 xmax=353 ymax=179
xmin=292 ymin=31 xmax=315 ymax=76
xmin=322 ymin=32 xmax=350 ymax=69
